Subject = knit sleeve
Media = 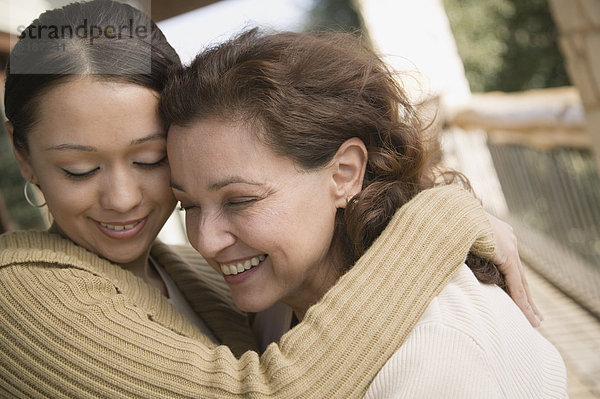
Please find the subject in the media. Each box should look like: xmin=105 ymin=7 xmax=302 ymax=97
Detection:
xmin=0 ymin=185 xmax=493 ymax=398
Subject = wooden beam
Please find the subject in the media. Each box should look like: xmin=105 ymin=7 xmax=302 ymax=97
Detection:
xmin=447 ymin=87 xmax=594 ymax=150
xmin=486 ymin=128 xmax=592 ymax=150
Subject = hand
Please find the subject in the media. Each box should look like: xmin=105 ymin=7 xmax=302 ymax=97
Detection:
xmin=488 ymin=213 xmax=543 ymax=327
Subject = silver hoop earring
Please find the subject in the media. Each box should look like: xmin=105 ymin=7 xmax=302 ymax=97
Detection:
xmin=24 ymin=180 xmax=47 ymax=208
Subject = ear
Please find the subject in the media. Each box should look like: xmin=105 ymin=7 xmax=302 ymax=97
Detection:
xmin=6 ymin=121 xmax=36 ymax=184
xmin=330 ymin=137 xmax=368 ymax=209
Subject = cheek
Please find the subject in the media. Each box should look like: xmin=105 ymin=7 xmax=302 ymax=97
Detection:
xmin=292 ymin=201 xmax=338 ymax=261
xmin=261 ymin=180 xmax=337 ymax=254
xmin=293 ymin=185 xmax=337 ymax=235
xmin=38 ymin=176 xmax=92 ymax=216
xmin=184 ymin=211 xmax=202 ymax=246
xmin=141 ymin=169 xmax=176 ymax=205
xmin=43 ymin=187 xmax=94 ymax=234
xmin=262 ymin=206 xmax=335 ymax=260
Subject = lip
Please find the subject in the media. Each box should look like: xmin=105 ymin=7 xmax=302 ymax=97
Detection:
xmin=221 ymin=255 xmax=267 ymax=285
xmin=93 ymin=217 xmax=147 ymax=240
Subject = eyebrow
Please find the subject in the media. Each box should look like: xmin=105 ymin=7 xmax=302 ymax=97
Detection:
xmin=170 ymin=177 xmax=263 ymax=192
xmin=129 ymin=132 xmax=166 ymax=146
xmin=45 ymin=132 xmax=165 ymax=151
xmin=44 ymin=143 xmax=96 ymax=152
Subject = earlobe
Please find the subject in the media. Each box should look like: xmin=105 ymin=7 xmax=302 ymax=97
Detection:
xmin=5 ymin=121 xmax=14 ymax=142
xmin=331 ymin=137 xmax=368 ymax=208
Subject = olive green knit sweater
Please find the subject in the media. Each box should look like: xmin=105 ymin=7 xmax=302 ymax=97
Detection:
xmin=0 ymin=186 xmax=494 ymax=398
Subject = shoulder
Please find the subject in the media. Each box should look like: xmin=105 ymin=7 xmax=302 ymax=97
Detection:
xmin=0 ymin=229 xmax=118 ymax=276
xmin=1 ymin=229 xmax=75 ymax=261
xmin=0 ymin=232 xmax=202 ymax=338
xmin=0 ymin=232 xmax=135 ymax=343
xmin=0 ymin=230 xmax=101 ymax=288
xmin=364 ymin=264 xmax=567 ymax=398
xmin=0 ymin=230 xmax=138 ymax=309
xmin=0 ymin=230 xmax=145 ymax=295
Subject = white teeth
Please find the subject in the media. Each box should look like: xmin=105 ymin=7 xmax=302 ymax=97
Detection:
xmin=220 ymin=255 xmax=266 ymax=276
xmin=100 ymin=222 xmax=137 ymax=231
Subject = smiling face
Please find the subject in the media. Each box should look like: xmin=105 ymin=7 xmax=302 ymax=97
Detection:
xmin=168 ymin=119 xmax=342 ymax=315
xmin=12 ymin=78 xmax=176 ymax=268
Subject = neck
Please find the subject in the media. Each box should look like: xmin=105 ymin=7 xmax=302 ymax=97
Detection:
xmin=285 ymin=257 xmax=344 ymax=322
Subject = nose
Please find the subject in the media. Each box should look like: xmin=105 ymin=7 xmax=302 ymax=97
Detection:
xmin=99 ymin=167 xmax=142 ymax=213
xmin=186 ymin=211 xmax=236 ymax=259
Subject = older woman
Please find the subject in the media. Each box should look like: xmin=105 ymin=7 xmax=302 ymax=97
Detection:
xmin=163 ymin=29 xmax=567 ymax=397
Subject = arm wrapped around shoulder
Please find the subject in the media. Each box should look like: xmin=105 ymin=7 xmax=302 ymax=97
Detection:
xmin=0 ymin=185 xmax=493 ymax=399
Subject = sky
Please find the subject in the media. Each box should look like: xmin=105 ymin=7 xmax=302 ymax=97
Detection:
xmin=157 ymin=0 xmax=314 ymax=65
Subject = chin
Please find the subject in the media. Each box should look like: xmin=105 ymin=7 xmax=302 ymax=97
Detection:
xmin=100 ymin=246 xmax=146 ymax=265
xmin=233 ymin=297 xmax=274 ymax=313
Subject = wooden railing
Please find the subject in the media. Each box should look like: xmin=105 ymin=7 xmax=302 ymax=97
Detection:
xmin=444 ymin=87 xmax=600 ymax=318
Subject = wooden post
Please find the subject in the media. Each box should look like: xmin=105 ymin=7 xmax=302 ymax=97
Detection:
xmin=547 ymin=0 xmax=600 ymax=172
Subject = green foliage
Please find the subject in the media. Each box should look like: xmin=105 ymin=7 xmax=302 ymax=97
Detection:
xmin=305 ymin=0 xmax=365 ymax=34
xmin=443 ymin=0 xmax=570 ymax=92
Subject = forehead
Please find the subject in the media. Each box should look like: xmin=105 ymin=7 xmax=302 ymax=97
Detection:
xmin=168 ymin=118 xmax=264 ymax=157
xmin=169 ymin=116 xmax=262 ymax=138
xmin=167 ymin=119 xmax=296 ymax=183
xmin=29 ymin=78 xmax=162 ymax=148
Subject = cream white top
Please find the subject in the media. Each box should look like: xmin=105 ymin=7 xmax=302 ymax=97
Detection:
xmin=252 ymin=264 xmax=568 ymax=398
xmin=363 ymin=264 xmax=568 ymax=398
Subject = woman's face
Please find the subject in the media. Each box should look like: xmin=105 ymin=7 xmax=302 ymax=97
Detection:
xmin=168 ymin=119 xmax=340 ymax=313
xmin=15 ymin=79 xmax=176 ymax=266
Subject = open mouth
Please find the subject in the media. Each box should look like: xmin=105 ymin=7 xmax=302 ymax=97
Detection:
xmin=99 ymin=221 xmax=142 ymax=231
xmin=220 ymin=254 xmax=267 ymax=276
xmin=95 ymin=218 xmax=146 ymax=239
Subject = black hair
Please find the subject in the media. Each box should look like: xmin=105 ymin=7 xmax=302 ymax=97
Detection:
xmin=4 ymin=0 xmax=180 ymax=151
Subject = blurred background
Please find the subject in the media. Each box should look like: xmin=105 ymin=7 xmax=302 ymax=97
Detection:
xmin=1 ymin=0 xmax=599 ymax=396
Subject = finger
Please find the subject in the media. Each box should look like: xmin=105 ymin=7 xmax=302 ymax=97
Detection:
xmin=503 ymin=260 xmax=540 ymax=327
xmin=519 ymin=261 xmax=543 ymax=323
xmin=510 ymin=242 xmax=543 ymax=326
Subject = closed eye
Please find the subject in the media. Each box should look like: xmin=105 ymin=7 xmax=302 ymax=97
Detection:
xmin=226 ymin=198 xmax=258 ymax=207
xmin=177 ymin=203 xmax=198 ymax=212
xmin=61 ymin=167 xmax=99 ymax=179
xmin=134 ymin=156 xmax=168 ymax=169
